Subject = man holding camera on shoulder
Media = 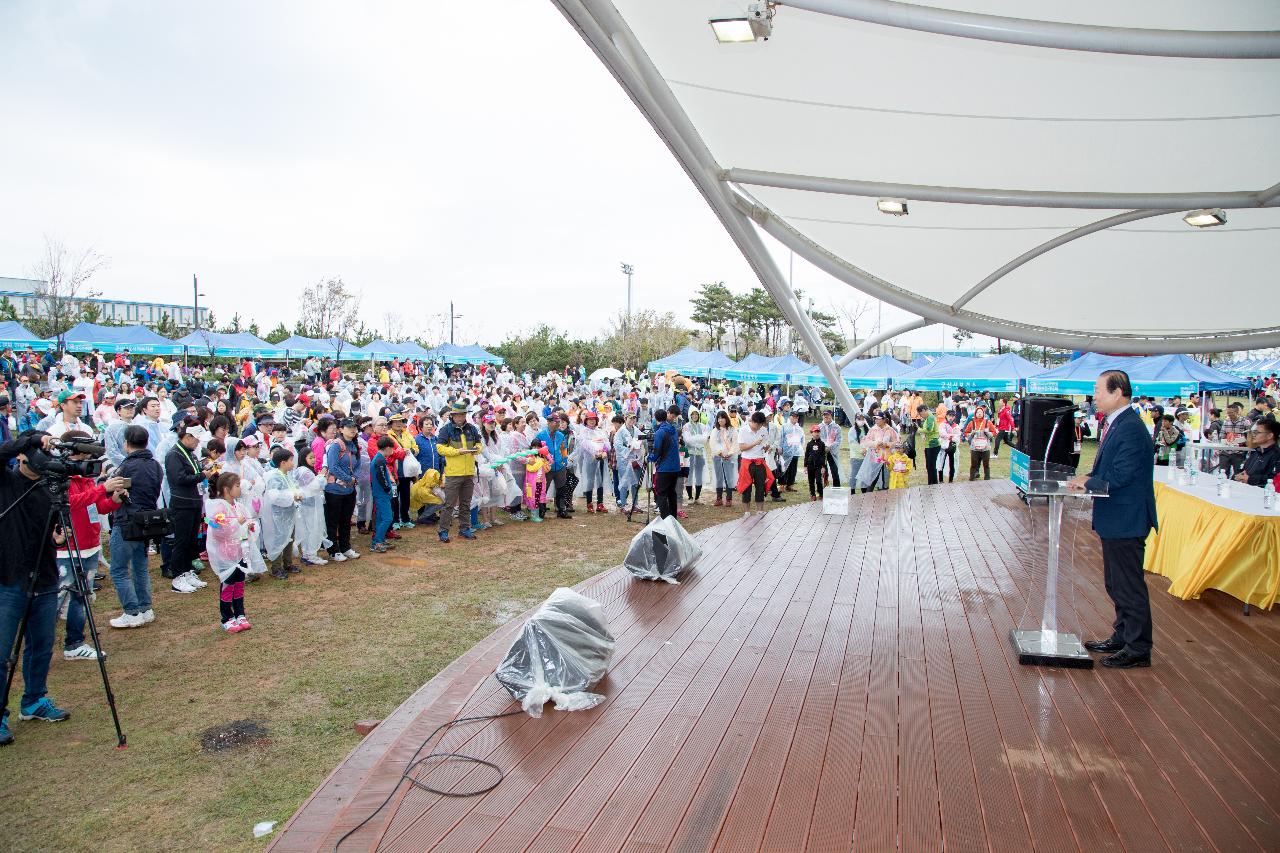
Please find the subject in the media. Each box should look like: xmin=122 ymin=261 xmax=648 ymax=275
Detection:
xmin=0 ymin=430 xmax=76 ymax=745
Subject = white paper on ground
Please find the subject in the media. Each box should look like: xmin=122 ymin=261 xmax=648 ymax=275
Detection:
xmin=822 ymin=487 xmax=850 ymax=516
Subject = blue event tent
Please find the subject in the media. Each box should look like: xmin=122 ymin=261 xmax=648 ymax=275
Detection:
xmin=176 ymin=330 xmax=286 ymax=359
xmin=0 ymin=320 xmax=46 ymax=349
xmin=647 ymin=346 xmax=702 ymax=373
xmin=423 ymin=342 xmax=503 ymax=364
xmin=1028 ymin=353 xmax=1249 ymax=397
xmin=360 ymin=338 xmax=438 ymax=361
xmin=277 ymin=335 xmax=369 ymax=361
xmin=647 ymin=348 xmax=737 ymax=377
xmin=720 ymin=353 xmax=812 ymax=383
xmin=893 ymin=354 xmax=978 ymax=390
xmin=791 ymin=355 xmax=913 ymax=390
xmin=907 ymin=352 xmax=1046 ymax=392
xmin=55 ymin=322 xmax=185 ymax=356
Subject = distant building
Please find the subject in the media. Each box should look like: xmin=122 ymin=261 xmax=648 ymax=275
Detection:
xmin=0 ymin=276 xmax=209 ymax=330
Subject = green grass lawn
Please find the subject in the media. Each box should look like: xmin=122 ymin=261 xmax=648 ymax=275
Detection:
xmin=0 ymin=436 xmax=1099 ymax=852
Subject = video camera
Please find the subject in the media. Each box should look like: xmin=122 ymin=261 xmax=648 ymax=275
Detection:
xmin=26 ymin=439 xmax=107 ymax=479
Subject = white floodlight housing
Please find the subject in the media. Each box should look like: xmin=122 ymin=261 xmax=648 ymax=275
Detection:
xmin=710 ymin=2 xmax=773 ymax=43
xmin=877 ymin=198 xmax=909 ymax=216
xmin=1182 ymin=208 xmax=1227 ymax=228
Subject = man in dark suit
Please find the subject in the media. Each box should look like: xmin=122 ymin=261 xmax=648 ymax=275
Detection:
xmin=1068 ymin=370 xmax=1157 ymax=668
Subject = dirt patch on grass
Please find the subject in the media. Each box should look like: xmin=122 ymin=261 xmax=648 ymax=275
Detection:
xmin=200 ymin=719 xmax=271 ymax=753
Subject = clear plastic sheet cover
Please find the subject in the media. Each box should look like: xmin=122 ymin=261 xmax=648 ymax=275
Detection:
xmin=494 ymin=588 xmax=616 ymax=718
xmin=623 ymin=515 xmax=703 ymax=584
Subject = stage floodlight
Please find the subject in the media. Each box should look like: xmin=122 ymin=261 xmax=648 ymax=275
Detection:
xmin=877 ymin=198 xmax=909 ymax=216
xmin=1183 ymin=208 xmax=1226 ymax=228
xmin=710 ymin=2 xmax=773 ymax=43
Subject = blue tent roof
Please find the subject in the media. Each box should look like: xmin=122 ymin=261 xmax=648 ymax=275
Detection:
xmin=792 ymin=354 xmax=913 ymax=389
xmin=360 ymin=339 xmax=436 ymax=360
xmin=906 ymin=352 xmax=1046 ymax=392
xmin=422 ymin=342 xmax=503 ymax=364
xmin=893 ymin=354 xmax=977 ymax=390
xmin=682 ymin=349 xmax=736 ymax=378
xmin=276 ymin=335 xmax=369 ymax=360
xmin=1029 ymin=353 xmax=1249 ymax=396
xmin=55 ymin=322 xmax=185 ymax=356
xmin=176 ymin=330 xmax=286 ymax=359
xmin=720 ymin=353 xmax=813 ymax=383
xmin=457 ymin=344 xmax=504 ymax=365
xmin=717 ymin=353 xmax=778 ymax=382
xmin=647 ymin=346 xmax=702 ymax=373
xmin=0 ymin=320 xmax=45 ymax=349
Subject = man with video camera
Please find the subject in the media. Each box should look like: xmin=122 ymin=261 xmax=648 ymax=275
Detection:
xmin=0 ymin=430 xmax=72 ymax=745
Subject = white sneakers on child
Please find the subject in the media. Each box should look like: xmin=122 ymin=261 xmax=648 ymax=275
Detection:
xmin=343 ymin=549 xmax=360 ymax=560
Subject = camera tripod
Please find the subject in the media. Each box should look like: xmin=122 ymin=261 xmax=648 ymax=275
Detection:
xmin=1 ymin=474 xmax=127 ymax=748
xmin=625 ymin=458 xmax=656 ymax=525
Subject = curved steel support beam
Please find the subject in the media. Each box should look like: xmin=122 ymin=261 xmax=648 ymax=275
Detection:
xmin=837 ymin=318 xmax=933 ymax=368
xmin=782 ymin=0 xmax=1280 ymax=59
xmin=950 ymin=209 xmax=1175 ymax=310
xmin=723 ymin=168 xmax=1280 ymax=211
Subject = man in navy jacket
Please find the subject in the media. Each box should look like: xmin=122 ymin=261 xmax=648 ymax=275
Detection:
xmin=1069 ymin=370 xmax=1157 ymax=668
xmin=648 ymin=409 xmax=681 ymax=519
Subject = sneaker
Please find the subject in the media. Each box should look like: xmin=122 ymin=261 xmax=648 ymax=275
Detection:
xmin=110 ymin=612 xmax=145 ymax=629
xmin=439 ymin=530 xmax=450 ymax=543
xmin=392 ymin=522 xmax=402 ymax=530
xmin=586 ymin=504 xmax=596 ymax=514
xmin=511 ymin=511 xmax=528 ymax=521
xmin=343 ymin=549 xmax=360 ymax=560
xmin=401 ymin=521 xmax=415 ymax=529
xmin=63 ymin=644 xmax=105 ymax=661
xmin=19 ymin=697 xmax=70 ymax=723
xmin=461 ymin=529 xmax=476 ymax=540
xmin=372 ymin=543 xmax=389 ymax=553
xmin=0 ymin=710 xmax=12 ymax=746
xmin=596 ymin=503 xmax=607 ymax=513
xmin=676 ymin=510 xmax=689 ymax=520
xmin=170 ymin=576 xmax=196 ymax=594
xmin=184 ymin=571 xmax=207 ymax=589
xmin=330 ymin=552 xmax=348 ymax=563
xmin=477 ymin=522 xmax=491 ymax=531
xmin=235 ymin=616 xmax=251 ymax=631
xmin=140 ymin=609 xmax=155 ymax=624
xmin=222 ymin=618 xmax=241 ymax=633
xmin=714 ymin=498 xmax=724 ymax=507
xmin=147 ymin=544 xmax=157 ymax=555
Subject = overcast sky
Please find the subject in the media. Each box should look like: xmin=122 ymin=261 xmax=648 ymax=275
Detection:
xmin=0 ymin=0 xmax=980 ymax=352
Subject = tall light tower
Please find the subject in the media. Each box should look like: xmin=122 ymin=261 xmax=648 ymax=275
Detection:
xmin=620 ymin=262 xmax=634 ymax=328
xmin=193 ymin=274 xmax=206 ymax=331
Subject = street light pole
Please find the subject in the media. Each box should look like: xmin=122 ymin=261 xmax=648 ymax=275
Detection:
xmin=193 ymin=274 xmax=200 ymax=331
xmin=620 ymin=263 xmax=634 ymax=328
xmin=449 ymin=301 xmax=463 ymax=345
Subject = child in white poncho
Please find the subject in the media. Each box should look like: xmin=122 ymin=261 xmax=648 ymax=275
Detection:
xmin=223 ymin=436 xmax=269 ymax=577
xmin=205 ymin=473 xmax=253 ymax=633
xmin=292 ymin=447 xmax=332 ymax=565
xmin=261 ymin=447 xmax=302 ymax=579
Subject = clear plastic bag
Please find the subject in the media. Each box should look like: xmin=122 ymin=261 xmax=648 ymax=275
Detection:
xmin=494 ymin=588 xmax=615 ymax=718
xmin=623 ymin=515 xmax=702 ymax=584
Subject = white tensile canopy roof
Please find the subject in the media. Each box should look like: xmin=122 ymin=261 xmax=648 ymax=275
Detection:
xmin=552 ymin=1 xmax=1280 ymax=412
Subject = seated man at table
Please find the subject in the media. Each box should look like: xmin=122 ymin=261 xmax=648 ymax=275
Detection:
xmin=1233 ymin=420 xmax=1280 ymax=487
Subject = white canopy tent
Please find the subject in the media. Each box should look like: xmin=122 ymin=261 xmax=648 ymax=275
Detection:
xmin=551 ymin=0 xmax=1280 ymax=417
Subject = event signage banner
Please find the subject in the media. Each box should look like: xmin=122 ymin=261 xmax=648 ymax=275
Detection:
xmin=1009 ymin=449 xmax=1030 ymax=492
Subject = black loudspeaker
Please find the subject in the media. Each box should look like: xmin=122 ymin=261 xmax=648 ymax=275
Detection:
xmin=1017 ymin=395 xmax=1075 ymax=466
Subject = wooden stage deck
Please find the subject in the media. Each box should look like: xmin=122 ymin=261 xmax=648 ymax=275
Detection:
xmin=272 ymin=481 xmax=1280 ymax=852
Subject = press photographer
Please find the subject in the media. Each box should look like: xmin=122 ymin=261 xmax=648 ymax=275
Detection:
xmin=0 ymin=430 xmax=71 ymax=745
xmin=52 ymin=431 xmax=130 ymax=660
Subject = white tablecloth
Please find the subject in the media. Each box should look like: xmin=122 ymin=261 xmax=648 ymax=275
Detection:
xmin=1153 ymin=469 xmax=1278 ymax=517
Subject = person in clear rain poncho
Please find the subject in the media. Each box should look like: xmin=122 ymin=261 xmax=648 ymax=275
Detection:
xmin=260 ymin=447 xmax=302 ymax=579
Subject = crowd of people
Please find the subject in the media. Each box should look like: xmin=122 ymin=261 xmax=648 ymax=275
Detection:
xmin=0 ymin=342 xmax=1277 ymax=747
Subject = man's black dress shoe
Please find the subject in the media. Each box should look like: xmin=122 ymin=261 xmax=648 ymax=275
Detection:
xmin=1102 ymin=650 xmax=1151 ymax=668
xmin=1084 ymin=638 xmax=1123 ymax=653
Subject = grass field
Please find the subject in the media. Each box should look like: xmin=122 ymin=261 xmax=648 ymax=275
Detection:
xmin=0 ymin=436 xmax=1098 ymax=852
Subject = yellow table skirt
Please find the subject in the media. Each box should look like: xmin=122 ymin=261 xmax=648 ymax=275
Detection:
xmin=1145 ymin=482 xmax=1280 ymax=610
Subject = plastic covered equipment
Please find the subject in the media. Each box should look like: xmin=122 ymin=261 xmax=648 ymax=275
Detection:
xmin=494 ymin=588 xmax=615 ymax=718
xmin=623 ymin=515 xmax=702 ymax=583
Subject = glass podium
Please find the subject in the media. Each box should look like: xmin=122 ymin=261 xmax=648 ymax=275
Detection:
xmin=1010 ymin=461 xmax=1108 ymax=669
